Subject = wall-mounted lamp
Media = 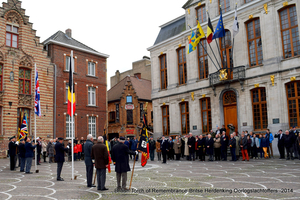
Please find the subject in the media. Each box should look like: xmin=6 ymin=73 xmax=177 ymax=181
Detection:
xmin=8 ymin=102 xmax=12 ymax=109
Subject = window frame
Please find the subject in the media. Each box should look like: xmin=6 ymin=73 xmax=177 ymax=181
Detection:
xmin=251 ymin=87 xmax=268 ymax=131
xmin=18 ymin=68 xmax=31 ymax=94
xmin=279 ymin=5 xmax=300 ymax=59
xmin=177 ymin=47 xmax=187 ymax=85
xmin=88 ymin=86 xmax=96 ymax=106
xmin=116 ymin=104 xmax=120 ymax=123
xmin=196 ymin=5 xmax=207 ymax=24
xmin=180 ymin=102 xmax=190 ymax=135
xmin=246 ymin=18 xmax=263 ymax=67
xmin=200 ymin=98 xmax=212 ymax=134
xmin=140 ymin=103 xmax=143 ymax=122
xmin=64 ymin=54 xmax=77 ymax=72
xmin=244 ymin=0 xmax=253 ymax=3
xmin=197 ymin=39 xmax=209 ymax=79
xmin=159 ymin=54 xmax=168 ymax=90
xmin=219 ymin=0 xmax=230 ymax=14
xmin=66 ymin=114 xmax=75 ymax=139
xmin=161 ymin=105 xmax=170 ymax=136
xmin=88 ymin=116 xmax=96 ymax=138
xmin=6 ymin=24 xmax=18 ymax=48
xmin=286 ymin=81 xmax=300 ymax=128
xmin=127 ymin=110 xmax=133 ymax=125
xmin=126 ymin=96 xmax=133 ymax=103
xmin=88 ymin=61 xmax=96 ymax=76
xmin=0 ymin=64 xmax=3 ymax=91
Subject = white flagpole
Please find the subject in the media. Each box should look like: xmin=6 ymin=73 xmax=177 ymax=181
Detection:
xmin=71 ymin=50 xmax=74 ymax=180
xmin=34 ymin=63 xmax=37 ymax=172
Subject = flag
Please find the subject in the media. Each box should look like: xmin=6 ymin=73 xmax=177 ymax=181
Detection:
xmin=207 ymin=16 xmax=214 ymax=44
xmin=105 ymin=140 xmax=112 ymax=173
xmin=188 ymin=30 xmax=196 ymax=54
xmin=34 ymin=67 xmax=41 ymax=117
xmin=194 ymin=20 xmax=205 ymax=45
xmin=232 ymin=6 xmax=239 ymax=38
xmin=138 ymin=112 xmax=149 ymax=167
xmin=17 ymin=110 xmax=23 ymax=141
xmin=212 ymin=9 xmax=225 ymax=40
xmin=18 ymin=114 xmax=28 ymax=141
xmin=67 ymin=51 xmax=76 ymax=116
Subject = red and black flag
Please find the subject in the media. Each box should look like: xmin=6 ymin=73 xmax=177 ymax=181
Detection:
xmin=138 ymin=112 xmax=149 ymax=167
xmin=207 ymin=16 xmax=214 ymax=44
xmin=67 ymin=51 xmax=76 ymax=116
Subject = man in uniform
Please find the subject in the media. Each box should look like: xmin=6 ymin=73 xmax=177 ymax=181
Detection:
xmin=18 ymin=139 xmax=26 ymax=172
xmin=84 ymin=134 xmax=95 ymax=187
xmin=91 ymin=136 xmax=108 ymax=191
xmin=55 ymin=137 xmax=69 ymax=181
xmin=111 ymin=137 xmax=137 ymax=191
xmin=8 ymin=136 xmax=18 ymax=171
xmin=160 ymin=136 xmax=169 ymax=164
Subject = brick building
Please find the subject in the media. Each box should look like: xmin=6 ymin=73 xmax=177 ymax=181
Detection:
xmin=0 ymin=0 xmax=54 ymax=157
xmin=110 ymin=56 xmax=151 ymax=88
xmin=43 ymin=29 xmax=109 ymax=141
xmin=107 ymin=75 xmax=152 ymax=140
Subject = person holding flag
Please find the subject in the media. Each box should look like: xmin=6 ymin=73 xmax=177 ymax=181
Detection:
xmin=138 ymin=112 xmax=150 ymax=167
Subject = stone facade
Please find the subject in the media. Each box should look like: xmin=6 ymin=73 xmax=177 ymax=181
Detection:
xmin=0 ymin=0 xmax=54 ymax=157
xmin=110 ymin=56 xmax=151 ymax=88
xmin=147 ymin=0 xmax=300 ymax=144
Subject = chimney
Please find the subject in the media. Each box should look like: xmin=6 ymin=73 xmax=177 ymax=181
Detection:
xmin=65 ymin=29 xmax=72 ymax=38
xmin=134 ymin=73 xmax=141 ymax=79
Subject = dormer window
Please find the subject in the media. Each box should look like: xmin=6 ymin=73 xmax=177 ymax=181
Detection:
xmin=6 ymin=24 xmax=18 ymax=48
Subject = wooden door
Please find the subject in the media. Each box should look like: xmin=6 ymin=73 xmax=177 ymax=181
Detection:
xmin=223 ymin=91 xmax=238 ymax=136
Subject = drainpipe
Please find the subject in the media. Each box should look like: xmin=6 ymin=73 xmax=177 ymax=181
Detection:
xmin=51 ymin=63 xmax=57 ymax=139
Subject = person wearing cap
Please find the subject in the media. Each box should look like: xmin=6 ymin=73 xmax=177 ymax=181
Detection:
xmin=25 ymin=137 xmax=37 ymax=174
xmin=111 ymin=136 xmax=137 ymax=191
xmin=55 ymin=137 xmax=69 ymax=181
xmin=19 ymin=139 xmax=26 ymax=172
xmin=8 ymin=136 xmax=18 ymax=171
xmin=91 ymin=136 xmax=108 ymax=191
xmin=275 ymin=130 xmax=285 ymax=159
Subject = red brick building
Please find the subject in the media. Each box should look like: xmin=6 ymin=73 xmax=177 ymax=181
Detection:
xmin=43 ymin=29 xmax=109 ymax=141
xmin=0 ymin=0 xmax=54 ymax=157
xmin=107 ymin=75 xmax=152 ymax=139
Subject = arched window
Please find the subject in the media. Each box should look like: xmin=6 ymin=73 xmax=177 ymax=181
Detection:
xmin=197 ymin=39 xmax=208 ymax=79
xmin=246 ymin=18 xmax=263 ymax=67
xmin=180 ymin=102 xmax=189 ymax=135
xmin=251 ymin=88 xmax=268 ymax=130
xmin=279 ymin=5 xmax=300 ymax=58
xmin=200 ymin=98 xmax=212 ymax=134
xmin=286 ymin=81 xmax=300 ymax=128
xmin=177 ymin=47 xmax=187 ymax=85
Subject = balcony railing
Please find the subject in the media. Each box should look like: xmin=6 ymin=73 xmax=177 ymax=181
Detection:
xmin=209 ymin=66 xmax=246 ymax=86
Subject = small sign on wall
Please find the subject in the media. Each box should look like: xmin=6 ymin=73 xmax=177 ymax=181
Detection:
xmin=243 ymin=122 xmax=247 ymax=126
xmin=273 ymin=118 xmax=280 ymax=124
xmin=125 ymin=104 xmax=134 ymax=110
xmin=193 ymin=125 xmax=197 ymax=130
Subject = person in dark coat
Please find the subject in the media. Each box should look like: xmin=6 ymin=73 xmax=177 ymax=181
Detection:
xmin=197 ymin=135 xmax=206 ymax=161
xmin=284 ymin=130 xmax=294 ymax=160
xmin=111 ymin=137 xmax=137 ymax=191
xmin=130 ymin=137 xmax=139 ymax=161
xmin=261 ymin=134 xmax=269 ymax=158
xmin=290 ymin=127 xmax=299 ymax=159
xmin=91 ymin=136 xmax=109 ymax=191
xmin=160 ymin=136 xmax=169 ymax=164
xmin=229 ymin=133 xmax=236 ymax=161
xmin=188 ymin=133 xmax=196 ymax=161
xmin=275 ymin=130 xmax=285 ymax=159
xmin=36 ymin=137 xmax=42 ymax=165
xmin=220 ymin=125 xmax=227 ymax=136
xmin=220 ymin=131 xmax=228 ymax=161
xmin=168 ymin=136 xmax=174 ymax=160
xmin=24 ymin=137 xmax=37 ymax=174
xmin=149 ymin=137 xmax=156 ymax=161
xmin=84 ymin=134 xmax=95 ymax=188
xmin=8 ymin=136 xmax=18 ymax=171
xmin=55 ymin=137 xmax=69 ymax=181
xmin=18 ymin=139 xmax=26 ymax=172
xmin=206 ymin=134 xmax=214 ymax=161
xmin=240 ymin=133 xmax=249 ymax=161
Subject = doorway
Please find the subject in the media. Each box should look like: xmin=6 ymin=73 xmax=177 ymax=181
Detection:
xmin=223 ymin=91 xmax=238 ymax=136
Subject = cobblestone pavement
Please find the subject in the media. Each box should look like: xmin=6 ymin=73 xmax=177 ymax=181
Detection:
xmin=0 ymin=156 xmax=300 ymax=200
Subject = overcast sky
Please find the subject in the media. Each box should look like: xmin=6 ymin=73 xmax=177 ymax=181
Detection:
xmin=20 ymin=0 xmax=186 ymax=89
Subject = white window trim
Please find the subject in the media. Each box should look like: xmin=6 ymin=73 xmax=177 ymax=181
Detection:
xmin=89 ymin=116 xmax=96 ymax=138
xmin=88 ymin=62 xmax=96 ymax=76
xmin=88 ymin=86 xmax=96 ymax=106
xmin=66 ymin=115 xmax=75 ymax=139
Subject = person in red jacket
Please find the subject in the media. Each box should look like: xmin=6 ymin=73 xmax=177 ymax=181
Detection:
xmin=74 ymin=143 xmax=78 ymax=161
xmin=77 ymin=142 xmax=82 ymax=161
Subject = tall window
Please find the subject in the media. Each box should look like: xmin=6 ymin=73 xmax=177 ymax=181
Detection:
xmin=279 ymin=5 xmax=300 ymax=58
xmin=219 ymin=0 xmax=230 ymax=13
xmin=66 ymin=114 xmax=75 ymax=138
xmin=126 ymin=96 xmax=132 ymax=103
xmin=286 ymin=81 xmax=300 ymax=127
xmin=89 ymin=116 xmax=96 ymax=138
xmin=251 ymin=88 xmax=268 ymax=130
xmin=180 ymin=102 xmax=190 ymax=135
xmin=19 ymin=68 xmax=31 ymax=94
xmin=65 ymin=56 xmax=71 ymax=71
xmin=0 ymin=64 xmax=3 ymax=91
xmin=65 ymin=82 xmax=68 ymax=103
xmin=88 ymin=62 xmax=95 ymax=76
xmin=127 ymin=110 xmax=133 ymax=124
xmin=162 ymin=105 xmax=170 ymax=136
xmin=109 ymin=112 xmax=115 ymax=124
xmin=177 ymin=47 xmax=187 ymax=85
xmin=6 ymin=24 xmax=18 ymax=48
xmin=196 ymin=5 xmax=206 ymax=23
xmin=140 ymin=103 xmax=143 ymax=122
xmin=220 ymin=30 xmax=233 ymax=70
xmin=200 ymin=98 xmax=212 ymax=134
xmin=88 ymin=87 xmax=96 ymax=106
xmin=116 ymin=104 xmax=119 ymax=123
xmin=198 ymin=39 xmax=208 ymax=79
xmin=246 ymin=18 xmax=263 ymax=67
xmin=160 ymin=54 xmax=167 ymax=90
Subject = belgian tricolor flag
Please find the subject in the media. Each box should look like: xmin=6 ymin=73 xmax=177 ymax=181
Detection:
xmin=68 ymin=51 xmax=76 ymax=116
xmin=207 ymin=16 xmax=214 ymax=44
